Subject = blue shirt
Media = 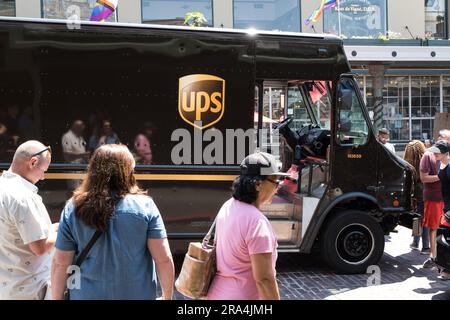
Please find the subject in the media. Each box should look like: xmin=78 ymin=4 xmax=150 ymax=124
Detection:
xmin=88 ymin=133 xmax=120 ymax=151
xmin=55 ymin=195 xmax=167 ymax=300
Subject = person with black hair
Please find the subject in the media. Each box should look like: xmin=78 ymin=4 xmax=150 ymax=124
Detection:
xmin=435 ymin=141 xmax=450 ymax=280
xmin=207 ymin=152 xmax=290 ymax=300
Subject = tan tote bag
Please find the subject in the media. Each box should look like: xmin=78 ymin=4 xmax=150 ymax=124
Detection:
xmin=175 ymin=217 xmax=217 ymax=299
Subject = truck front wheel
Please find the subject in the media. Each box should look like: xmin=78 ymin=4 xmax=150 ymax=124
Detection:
xmin=320 ymin=210 xmax=385 ymax=274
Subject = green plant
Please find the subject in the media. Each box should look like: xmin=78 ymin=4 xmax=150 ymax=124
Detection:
xmin=184 ymin=12 xmax=208 ymax=27
xmin=377 ymin=30 xmax=402 ymax=41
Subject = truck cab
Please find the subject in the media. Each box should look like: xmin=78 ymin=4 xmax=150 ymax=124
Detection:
xmin=257 ymin=75 xmax=414 ymax=273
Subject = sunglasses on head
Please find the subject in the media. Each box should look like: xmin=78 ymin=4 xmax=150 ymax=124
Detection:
xmin=30 ymin=146 xmax=52 ymax=158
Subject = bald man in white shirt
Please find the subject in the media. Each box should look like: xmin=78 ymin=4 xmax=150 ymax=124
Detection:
xmin=0 ymin=140 xmax=58 ymax=300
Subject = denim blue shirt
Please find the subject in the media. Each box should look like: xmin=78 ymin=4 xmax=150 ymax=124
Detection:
xmin=55 ymin=195 xmax=167 ymax=300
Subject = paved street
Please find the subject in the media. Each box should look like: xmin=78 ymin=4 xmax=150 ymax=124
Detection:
xmin=172 ymin=226 xmax=450 ymax=300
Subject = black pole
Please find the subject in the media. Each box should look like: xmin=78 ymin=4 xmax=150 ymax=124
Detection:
xmin=405 ymin=26 xmax=415 ymax=39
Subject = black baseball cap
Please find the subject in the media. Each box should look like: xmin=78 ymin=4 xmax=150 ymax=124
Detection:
xmin=428 ymin=140 xmax=450 ymax=154
xmin=240 ymin=152 xmax=291 ymax=177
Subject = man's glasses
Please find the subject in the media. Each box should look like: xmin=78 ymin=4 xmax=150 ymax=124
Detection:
xmin=30 ymin=146 xmax=52 ymax=158
xmin=266 ymin=178 xmax=281 ymax=187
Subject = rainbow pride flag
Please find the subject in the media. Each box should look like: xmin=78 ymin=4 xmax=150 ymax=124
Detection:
xmin=90 ymin=0 xmax=119 ymax=22
xmin=305 ymin=0 xmax=337 ymax=25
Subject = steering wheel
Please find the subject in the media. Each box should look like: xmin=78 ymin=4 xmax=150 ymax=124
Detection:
xmin=297 ymin=124 xmax=311 ymax=138
xmin=274 ymin=116 xmax=293 ymax=131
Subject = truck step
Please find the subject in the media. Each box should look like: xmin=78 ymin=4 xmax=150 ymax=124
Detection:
xmin=270 ymin=220 xmax=301 ymax=243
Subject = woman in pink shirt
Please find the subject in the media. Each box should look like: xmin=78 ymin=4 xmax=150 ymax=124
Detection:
xmin=207 ymin=152 xmax=290 ymax=300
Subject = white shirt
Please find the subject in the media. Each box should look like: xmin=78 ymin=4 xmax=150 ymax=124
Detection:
xmin=384 ymin=142 xmax=396 ymax=154
xmin=0 ymin=171 xmax=53 ymax=300
xmin=61 ymin=129 xmax=87 ymax=163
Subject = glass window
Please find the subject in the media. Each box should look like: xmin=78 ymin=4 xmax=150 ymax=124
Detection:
xmin=262 ymin=85 xmax=285 ymax=128
xmin=234 ymin=0 xmax=300 ymax=32
xmin=411 ymin=76 xmax=440 ymax=118
xmin=304 ymin=81 xmax=332 ymax=130
xmin=411 ymin=76 xmax=439 ymax=141
xmin=412 ymin=119 xmax=434 ymax=140
xmin=383 ymin=77 xmax=409 ymax=118
xmin=287 ymin=85 xmax=310 ymax=131
xmin=425 ymin=0 xmax=447 ymax=39
xmin=337 ymin=78 xmax=368 ymax=146
xmin=42 ymin=0 xmax=117 ymax=21
xmin=323 ymin=0 xmax=386 ymax=38
xmin=443 ymin=76 xmax=450 ymax=113
xmin=0 ymin=0 xmax=14 ymax=16
xmin=258 ymin=84 xmax=286 ymax=160
xmin=381 ymin=76 xmax=410 ymax=142
xmin=142 ymin=0 xmax=213 ymax=26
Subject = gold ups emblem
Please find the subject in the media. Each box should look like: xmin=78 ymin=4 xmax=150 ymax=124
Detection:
xmin=179 ymin=74 xmax=225 ymax=129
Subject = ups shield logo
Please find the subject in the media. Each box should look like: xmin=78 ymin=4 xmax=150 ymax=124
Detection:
xmin=179 ymin=74 xmax=225 ymax=129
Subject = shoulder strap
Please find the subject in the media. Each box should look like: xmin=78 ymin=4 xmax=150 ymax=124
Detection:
xmin=202 ymin=216 xmax=218 ymax=248
xmin=75 ymin=230 xmax=102 ymax=267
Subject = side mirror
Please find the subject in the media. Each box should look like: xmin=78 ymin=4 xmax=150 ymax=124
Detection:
xmin=339 ymin=88 xmax=353 ymax=110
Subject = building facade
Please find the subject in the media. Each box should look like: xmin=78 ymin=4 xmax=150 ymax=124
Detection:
xmin=2 ymin=0 xmax=450 ymax=145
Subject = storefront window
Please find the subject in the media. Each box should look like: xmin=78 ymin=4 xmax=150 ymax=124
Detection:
xmin=381 ymin=77 xmax=410 ymax=141
xmin=142 ymin=0 xmax=213 ymax=26
xmin=42 ymin=0 xmax=116 ymax=21
xmin=233 ymin=0 xmax=300 ymax=32
xmin=425 ymin=0 xmax=447 ymax=39
xmin=358 ymin=73 xmax=449 ymax=142
xmin=0 ymin=0 xmax=14 ymax=16
xmin=443 ymin=76 xmax=450 ymax=113
xmin=411 ymin=76 xmax=440 ymax=118
xmin=411 ymin=76 xmax=440 ymax=141
xmin=323 ymin=0 xmax=386 ymax=38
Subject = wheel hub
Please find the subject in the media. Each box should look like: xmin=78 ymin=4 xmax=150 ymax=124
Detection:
xmin=336 ymin=224 xmax=374 ymax=264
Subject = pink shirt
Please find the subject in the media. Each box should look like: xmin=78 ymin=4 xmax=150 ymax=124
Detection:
xmin=207 ymin=198 xmax=278 ymax=300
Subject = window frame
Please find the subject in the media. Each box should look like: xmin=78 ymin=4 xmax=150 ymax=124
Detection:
xmin=141 ymin=0 xmax=214 ymax=26
xmin=232 ymin=0 xmax=301 ymax=32
xmin=322 ymin=0 xmax=387 ymax=38
xmin=425 ymin=0 xmax=448 ymax=39
xmin=40 ymin=0 xmax=118 ymax=21
xmin=335 ymin=76 xmax=371 ymax=147
xmin=0 ymin=0 xmax=16 ymax=17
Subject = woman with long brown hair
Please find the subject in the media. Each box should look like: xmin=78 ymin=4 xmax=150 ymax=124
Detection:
xmin=404 ymin=140 xmax=430 ymax=253
xmin=51 ymin=144 xmax=174 ymax=299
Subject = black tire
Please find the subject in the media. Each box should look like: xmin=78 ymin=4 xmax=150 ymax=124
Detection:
xmin=320 ymin=210 xmax=385 ymax=274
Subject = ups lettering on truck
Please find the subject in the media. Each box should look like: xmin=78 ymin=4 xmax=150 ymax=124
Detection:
xmin=179 ymin=74 xmax=225 ymax=129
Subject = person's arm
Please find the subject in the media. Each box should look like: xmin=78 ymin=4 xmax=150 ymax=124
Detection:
xmin=420 ymin=171 xmax=440 ymax=183
xmin=250 ymin=253 xmax=280 ymax=300
xmin=51 ymin=249 xmax=75 ymax=300
xmin=28 ymin=223 xmax=59 ymax=256
xmin=147 ymin=238 xmax=174 ymax=300
xmin=420 ymin=154 xmax=440 ymax=183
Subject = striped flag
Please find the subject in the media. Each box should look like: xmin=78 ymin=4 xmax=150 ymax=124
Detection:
xmin=90 ymin=0 xmax=119 ymax=22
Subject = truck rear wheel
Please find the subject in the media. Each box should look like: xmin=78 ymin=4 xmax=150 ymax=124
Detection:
xmin=320 ymin=210 xmax=385 ymax=274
